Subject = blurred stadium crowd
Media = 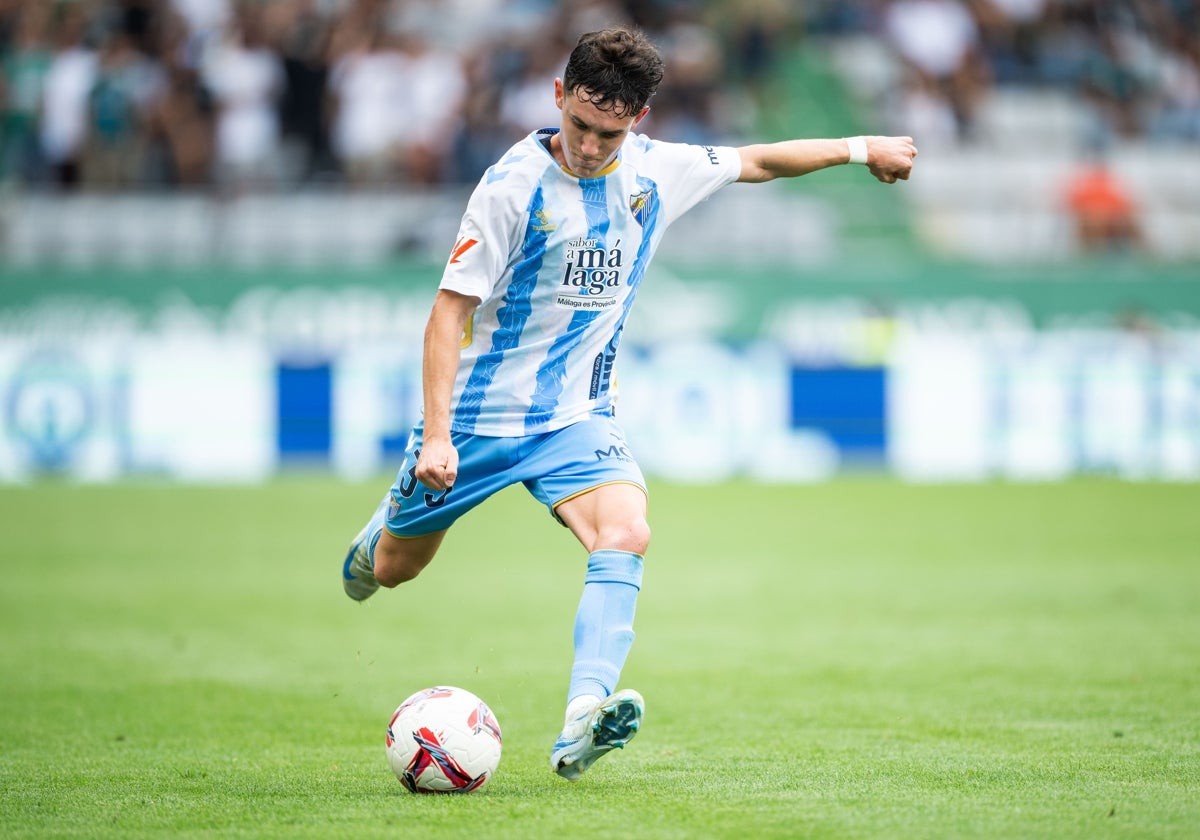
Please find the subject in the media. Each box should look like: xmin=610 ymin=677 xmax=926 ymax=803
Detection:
xmin=0 ymin=0 xmax=776 ymax=191
xmin=853 ymin=0 xmax=1200 ymax=150
xmin=0 ymin=0 xmax=1197 ymax=194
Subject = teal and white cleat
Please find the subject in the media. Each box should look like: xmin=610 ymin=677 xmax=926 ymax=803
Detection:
xmin=341 ymin=526 xmax=379 ymax=602
xmin=550 ymin=689 xmax=644 ymax=781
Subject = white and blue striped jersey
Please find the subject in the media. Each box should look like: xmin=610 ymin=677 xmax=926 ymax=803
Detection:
xmin=438 ymin=128 xmax=741 ymax=436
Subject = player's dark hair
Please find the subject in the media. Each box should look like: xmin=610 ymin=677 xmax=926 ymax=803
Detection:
xmin=562 ymin=27 xmax=664 ymax=117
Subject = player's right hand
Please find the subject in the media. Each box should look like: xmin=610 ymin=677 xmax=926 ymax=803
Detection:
xmin=415 ymin=436 xmax=459 ymax=491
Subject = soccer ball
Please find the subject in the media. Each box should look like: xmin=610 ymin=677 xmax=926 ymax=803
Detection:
xmin=385 ymin=686 xmax=502 ymax=793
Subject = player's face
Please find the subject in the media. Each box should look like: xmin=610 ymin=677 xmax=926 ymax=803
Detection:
xmin=554 ymin=79 xmax=648 ymax=177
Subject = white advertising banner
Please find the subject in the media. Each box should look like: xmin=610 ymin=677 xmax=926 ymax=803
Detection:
xmin=1 ymin=327 xmax=1197 ymax=484
xmin=888 ymin=331 xmax=1200 ymax=481
xmin=0 ymin=337 xmax=275 ymax=483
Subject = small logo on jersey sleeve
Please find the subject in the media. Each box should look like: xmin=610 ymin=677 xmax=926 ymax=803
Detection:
xmin=448 ymin=236 xmax=479 ymax=264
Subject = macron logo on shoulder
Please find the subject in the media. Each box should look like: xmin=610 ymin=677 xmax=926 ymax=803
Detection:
xmin=449 ymin=237 xmax=479 ymax=264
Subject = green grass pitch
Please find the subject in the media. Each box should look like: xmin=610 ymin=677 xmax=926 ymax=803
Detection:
xmin=2 ymin=476 xmax=1197 ymax=839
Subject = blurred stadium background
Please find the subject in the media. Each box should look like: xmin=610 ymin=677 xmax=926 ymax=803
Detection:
xmin=2 ymin=0 xmax=1198 ymax=485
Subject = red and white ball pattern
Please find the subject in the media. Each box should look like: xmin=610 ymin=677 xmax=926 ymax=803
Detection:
xmin=385 ymin=686 xmax=502 ymax=793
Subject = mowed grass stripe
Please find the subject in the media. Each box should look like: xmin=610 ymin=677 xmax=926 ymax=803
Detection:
xmin=1 ymin=477 xmax=1197 ymax=839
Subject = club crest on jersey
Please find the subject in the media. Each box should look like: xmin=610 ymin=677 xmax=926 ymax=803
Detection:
xmin=629 ymin=190 xmax=655 ymax=227
xmin=557 ymin=236 xmax=624 ymax=310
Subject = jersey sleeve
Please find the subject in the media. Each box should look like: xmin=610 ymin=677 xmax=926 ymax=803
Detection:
xmin=642 ymin=139 xmax=742 ymax=226
xmin=438 ymin=177 xmax=524 ymax=301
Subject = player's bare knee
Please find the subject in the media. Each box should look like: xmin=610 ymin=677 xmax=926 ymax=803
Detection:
xmin=599 ymin=517 xmax=650 ymax=556
xmin=629 ymin=519 xmax=651 ymax=556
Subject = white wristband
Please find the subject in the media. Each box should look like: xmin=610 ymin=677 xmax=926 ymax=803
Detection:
xmin=845 ymin=136 xmax=868 ymax=165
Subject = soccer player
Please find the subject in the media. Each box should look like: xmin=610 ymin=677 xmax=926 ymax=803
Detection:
xmin=342 ymin=26 xmax=917 ymax=781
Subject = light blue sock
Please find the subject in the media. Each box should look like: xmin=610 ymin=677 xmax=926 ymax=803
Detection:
xmin=568 ymin=549 xmax=644 ymax=704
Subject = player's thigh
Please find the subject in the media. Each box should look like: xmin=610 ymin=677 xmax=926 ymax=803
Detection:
xmin=521 ymin=414 xmax=649 ymax=552
xmin=554 ymin=481 xmax=649 ymax=554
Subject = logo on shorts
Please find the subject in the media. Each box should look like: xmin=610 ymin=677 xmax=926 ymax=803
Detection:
xmin=594 ymin=433 xmax=634 ymax=462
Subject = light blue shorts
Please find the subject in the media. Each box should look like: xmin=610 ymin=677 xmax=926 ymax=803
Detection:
xmin=384 ymin=412 xmax=647 ymax=538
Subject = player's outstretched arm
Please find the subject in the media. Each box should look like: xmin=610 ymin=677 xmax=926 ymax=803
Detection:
xmin=416 ymin=289 xmax=479 ymax=491
xmin=736 ymin=136 xmax=917 ymax=185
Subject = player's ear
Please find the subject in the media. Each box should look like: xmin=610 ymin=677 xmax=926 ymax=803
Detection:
xmin=632 ymin=106 xmax=650 ymax=128
xmin=554 ymin=78 xmax=564 ymax=110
